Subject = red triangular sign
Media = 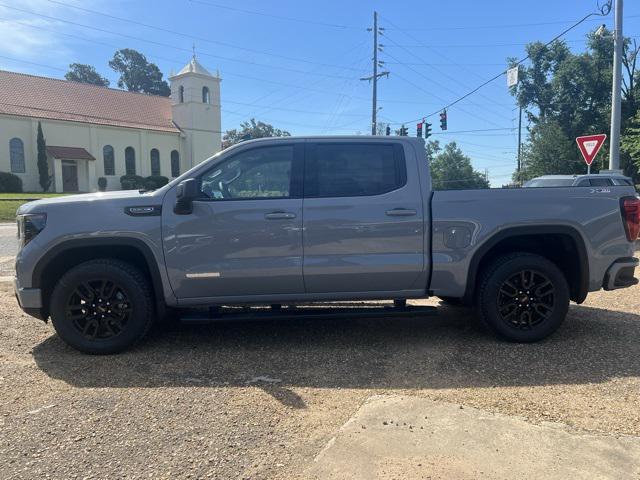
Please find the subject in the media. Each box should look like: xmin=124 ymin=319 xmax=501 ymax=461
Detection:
xmin=576 ymin=134 xmax=607 ymax=165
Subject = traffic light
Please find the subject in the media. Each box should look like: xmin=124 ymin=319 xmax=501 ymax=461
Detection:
xmin=400 ymin=125 xmax=408 ymax=136
xmin=425 ymin=122 xmax=432 ymax=138
xmin=439 ymin=110 xmax=447 ymax=130
xmin=416 ymin=122 xmax=423 ymax=137
xmin=386 ymin=125 xmax=391 ymax=136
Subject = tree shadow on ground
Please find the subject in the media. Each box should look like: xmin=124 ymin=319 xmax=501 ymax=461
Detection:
xmin=32 ymin=304 xmax=640 ymax=406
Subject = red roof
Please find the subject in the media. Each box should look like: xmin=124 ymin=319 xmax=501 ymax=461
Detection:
xmin=0 ymin=70 xmax=180 ymax=133
xmin=46 ymin=146 xmax=96 ymax=160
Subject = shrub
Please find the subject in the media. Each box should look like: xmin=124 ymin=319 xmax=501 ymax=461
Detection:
xmin=97 ymin=177 xmax=107 ymax=192
xmin=144 ymin=175 xmax=169 ymax=190
xmin=0 ymin=172 xmax=23 ymax=193
xmin=120 ymin=174 xmax=146 ymax=190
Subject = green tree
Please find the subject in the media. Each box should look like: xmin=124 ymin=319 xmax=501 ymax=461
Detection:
xmin=64 ymin=63 xmax=110 ymax=87
xmin=36 ymin=122 xmax=51 ymax=192
xmin=621 ymin=111 xmax=640 ymax=179
xmin=222 ymin=118 xmax=291 ymax=149
xmin=108 ymin=49 xmax=170 ymax=96
xmin=430 ymin=141 xmax=490 ymax=190
xmin=509 ymin=30 xmax=640 ymax=182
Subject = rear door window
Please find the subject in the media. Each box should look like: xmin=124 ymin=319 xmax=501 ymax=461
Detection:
xmin=612 ymin=178 xmax=632 ymax=186
xmin=305 ymin=143 xmax=406 ymax=197
xmin=589 ymin=178 xmax=613 ymax=187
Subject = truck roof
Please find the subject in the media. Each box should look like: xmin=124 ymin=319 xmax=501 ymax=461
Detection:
xmin=230 ymin=135 xmax=426 ymax=146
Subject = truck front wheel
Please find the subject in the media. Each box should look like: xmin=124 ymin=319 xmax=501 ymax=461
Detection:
xmin=477 ymin=253 xmax=569 ymax=342
xmin=49 ymin=259 xmax=154 ymax=354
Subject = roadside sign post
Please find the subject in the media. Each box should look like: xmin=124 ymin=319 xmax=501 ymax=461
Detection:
xmin=576 ymin=134 xmax=607 ymax=174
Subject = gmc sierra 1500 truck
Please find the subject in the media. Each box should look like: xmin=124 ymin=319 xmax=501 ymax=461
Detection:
xmin=13 ymin=136 xmax=640 ymax=354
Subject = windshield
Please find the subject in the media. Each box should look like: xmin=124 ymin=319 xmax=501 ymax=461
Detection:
xmin=524 ymin=178 xmax=575 ymax=188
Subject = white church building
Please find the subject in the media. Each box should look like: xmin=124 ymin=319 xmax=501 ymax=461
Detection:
xmin=0 ymin=56 xmax=221 ymax=192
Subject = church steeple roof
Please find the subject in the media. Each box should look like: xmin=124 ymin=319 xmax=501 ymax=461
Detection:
xmin=176 ymin=54 xmax=213 ymax=77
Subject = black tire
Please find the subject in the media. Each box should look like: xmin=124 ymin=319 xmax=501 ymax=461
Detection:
xmin=50 ymin=259 xmax=153 ymax=354
xmin=476 ymin=253 xmax=569 ymax=342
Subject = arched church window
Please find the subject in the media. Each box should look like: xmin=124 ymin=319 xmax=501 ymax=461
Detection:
xmin=103 ymin=145 xmax=115 ymax=175
xmin=202 ymin=86 xmax=210 ymax=104
xmin=170 ymin=150 xmax=180 ymax=177
xmin=150 ymin=148 xmax=161 ymax=176
xmin=125 ymin=147 xmax=136 ymax=175
xmin=179 ymin=85 xmax=184 ymax=103
xmin=10 ymin=138 xmax=25 ymax=173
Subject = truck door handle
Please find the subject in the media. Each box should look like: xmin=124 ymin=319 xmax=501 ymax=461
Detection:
xmin=385 ymin=208 xmax=417 ymax=217
xmin=265 ymin=211 xmax=296 ymax=220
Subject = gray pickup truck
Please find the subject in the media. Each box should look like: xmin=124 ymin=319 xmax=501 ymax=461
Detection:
xmin=13 ymin=136 xmax=640 ymax=354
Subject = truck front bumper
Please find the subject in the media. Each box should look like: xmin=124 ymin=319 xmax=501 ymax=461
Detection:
xmin=13 ymin=277 xmax=46 ymax=321
xmin=603 ymin=257 xmax=639 ymax=291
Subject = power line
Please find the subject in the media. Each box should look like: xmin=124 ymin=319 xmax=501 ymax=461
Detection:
xmin=221 ymin=109 xmax=368 ymax=131
xmin=44 ymin=0 xmax=365 ymax=72
xmin=1 ymin=18 xmax=487 ymax=108
xmin=223 ymin=100 xmax=368 ymax=117
xmin=186 ymin=0 xmax=361 ymax=29
xmin=382 ymin=37 xmax=640 ymax=49
xmin=0 ymin=55 xmax=66 ymax=73
xmin=430 ymin=127 xmax=515 ymax=134
xmin=382 ymin=13 xmax=638 ymax=31
xmin=381 ymin=31 xmax=514 ymax=119
xmin=386 ymin=66 xmax=507 ymax=128
xmin=0 ymin=4 xmax=358 ymax=80
xmin=389 ymin=1 xmax=614 ymax=125
xmin=0 ymin=22 xmax=373 ymax=104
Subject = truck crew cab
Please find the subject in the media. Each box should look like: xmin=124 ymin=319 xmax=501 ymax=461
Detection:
xmin=13 ymin=137 xmax=640 ymax=353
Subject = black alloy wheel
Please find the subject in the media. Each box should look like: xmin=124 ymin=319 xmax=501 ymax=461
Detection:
xmin=496 ymin=269 xmax=555 ymax=330
xmin=50 ymin=259 xmax=153 ymax=354
xmin=66 ymin=279 xmax=132 ymax=340
xmin=477 ymin=253 xmax=570 ymax=342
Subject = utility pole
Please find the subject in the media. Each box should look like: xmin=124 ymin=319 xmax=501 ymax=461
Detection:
xmin=361 ymin=11 xmax=389 ymax=135
xmin=609 ymin=0 xmax=623 ymax=171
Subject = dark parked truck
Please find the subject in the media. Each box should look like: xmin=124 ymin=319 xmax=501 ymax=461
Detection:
xmin=13 ymin=137 xmax=640 ymax=354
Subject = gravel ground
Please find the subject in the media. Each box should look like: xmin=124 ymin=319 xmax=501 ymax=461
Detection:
xmin=1 ymin=280 xmax=640 ymax=479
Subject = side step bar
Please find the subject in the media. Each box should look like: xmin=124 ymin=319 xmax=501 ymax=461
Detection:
xmin=179 ymin=304 xmax=438 ymax=324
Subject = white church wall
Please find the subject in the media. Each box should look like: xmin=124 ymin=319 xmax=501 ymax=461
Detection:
xmin=0 ymin=114 xmax=183 ymax=192
xmin=0 ymin=115 xmax=39 ymax=191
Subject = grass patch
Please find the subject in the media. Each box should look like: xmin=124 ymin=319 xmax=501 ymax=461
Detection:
xmin=0 ymin=201 xmax=23 ymax=222
xmin=0 ymin=192 xmax=68 ymax=200
xmin=0 ymin=193 xmax=73 ymax=221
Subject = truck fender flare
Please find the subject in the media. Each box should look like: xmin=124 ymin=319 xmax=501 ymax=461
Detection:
xmin=463 ymin=225 xmax=590 ymax=304
xmin=32 ymin=237 xmax=168 ymax=311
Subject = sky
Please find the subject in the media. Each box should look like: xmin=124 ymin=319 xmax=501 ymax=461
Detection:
xmin=1 ymin=0 xmax=639 ymax=186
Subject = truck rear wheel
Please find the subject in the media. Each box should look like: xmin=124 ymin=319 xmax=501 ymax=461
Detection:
xmin=50 ymin=259 xmax=153 ymax=354
xmin=477 ymin=253 xmax=569 ymax=342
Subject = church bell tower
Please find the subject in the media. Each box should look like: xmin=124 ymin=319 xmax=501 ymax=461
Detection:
xmin=169 ymin=54 xmax=222 ymax=168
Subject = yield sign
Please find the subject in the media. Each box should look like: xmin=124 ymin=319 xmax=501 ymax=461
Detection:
xmin=576 ymin=134 xmax=607 ymax=165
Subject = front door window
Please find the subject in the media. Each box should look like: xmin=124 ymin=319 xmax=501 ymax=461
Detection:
xmin=200 ymin=145 xmax=294 ymax=200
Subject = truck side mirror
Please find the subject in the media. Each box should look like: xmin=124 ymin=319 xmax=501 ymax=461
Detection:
xmin=174 ymin=178 xmax=199 ymax=215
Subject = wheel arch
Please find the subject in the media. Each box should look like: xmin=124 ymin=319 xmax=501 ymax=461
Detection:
xmin=463 ymin=226 xmax=589 ymax=304
xmin=33 ymin=238 xmax=166 ymax=319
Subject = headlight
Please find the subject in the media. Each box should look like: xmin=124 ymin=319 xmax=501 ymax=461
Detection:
xmin=17 ymin=213 xmax=47 ymax=247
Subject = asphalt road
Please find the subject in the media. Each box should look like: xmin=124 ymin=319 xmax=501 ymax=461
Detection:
xmin=1 ymin=281 xmax=640 ymax=479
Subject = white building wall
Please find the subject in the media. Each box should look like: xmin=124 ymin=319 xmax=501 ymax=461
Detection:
xmin=0 ymin=114 xmax=183 ymax=192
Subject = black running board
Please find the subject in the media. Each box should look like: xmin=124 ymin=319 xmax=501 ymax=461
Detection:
xmin=179 ymin=305 xmax=438 ymax=324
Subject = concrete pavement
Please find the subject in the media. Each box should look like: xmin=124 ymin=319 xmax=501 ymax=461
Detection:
xmin=308 ymin=395 xmax=640 ymax=480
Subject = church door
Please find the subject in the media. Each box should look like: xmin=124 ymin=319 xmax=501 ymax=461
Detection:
xmin=61 ymin=160 xmax=79 ymax=192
